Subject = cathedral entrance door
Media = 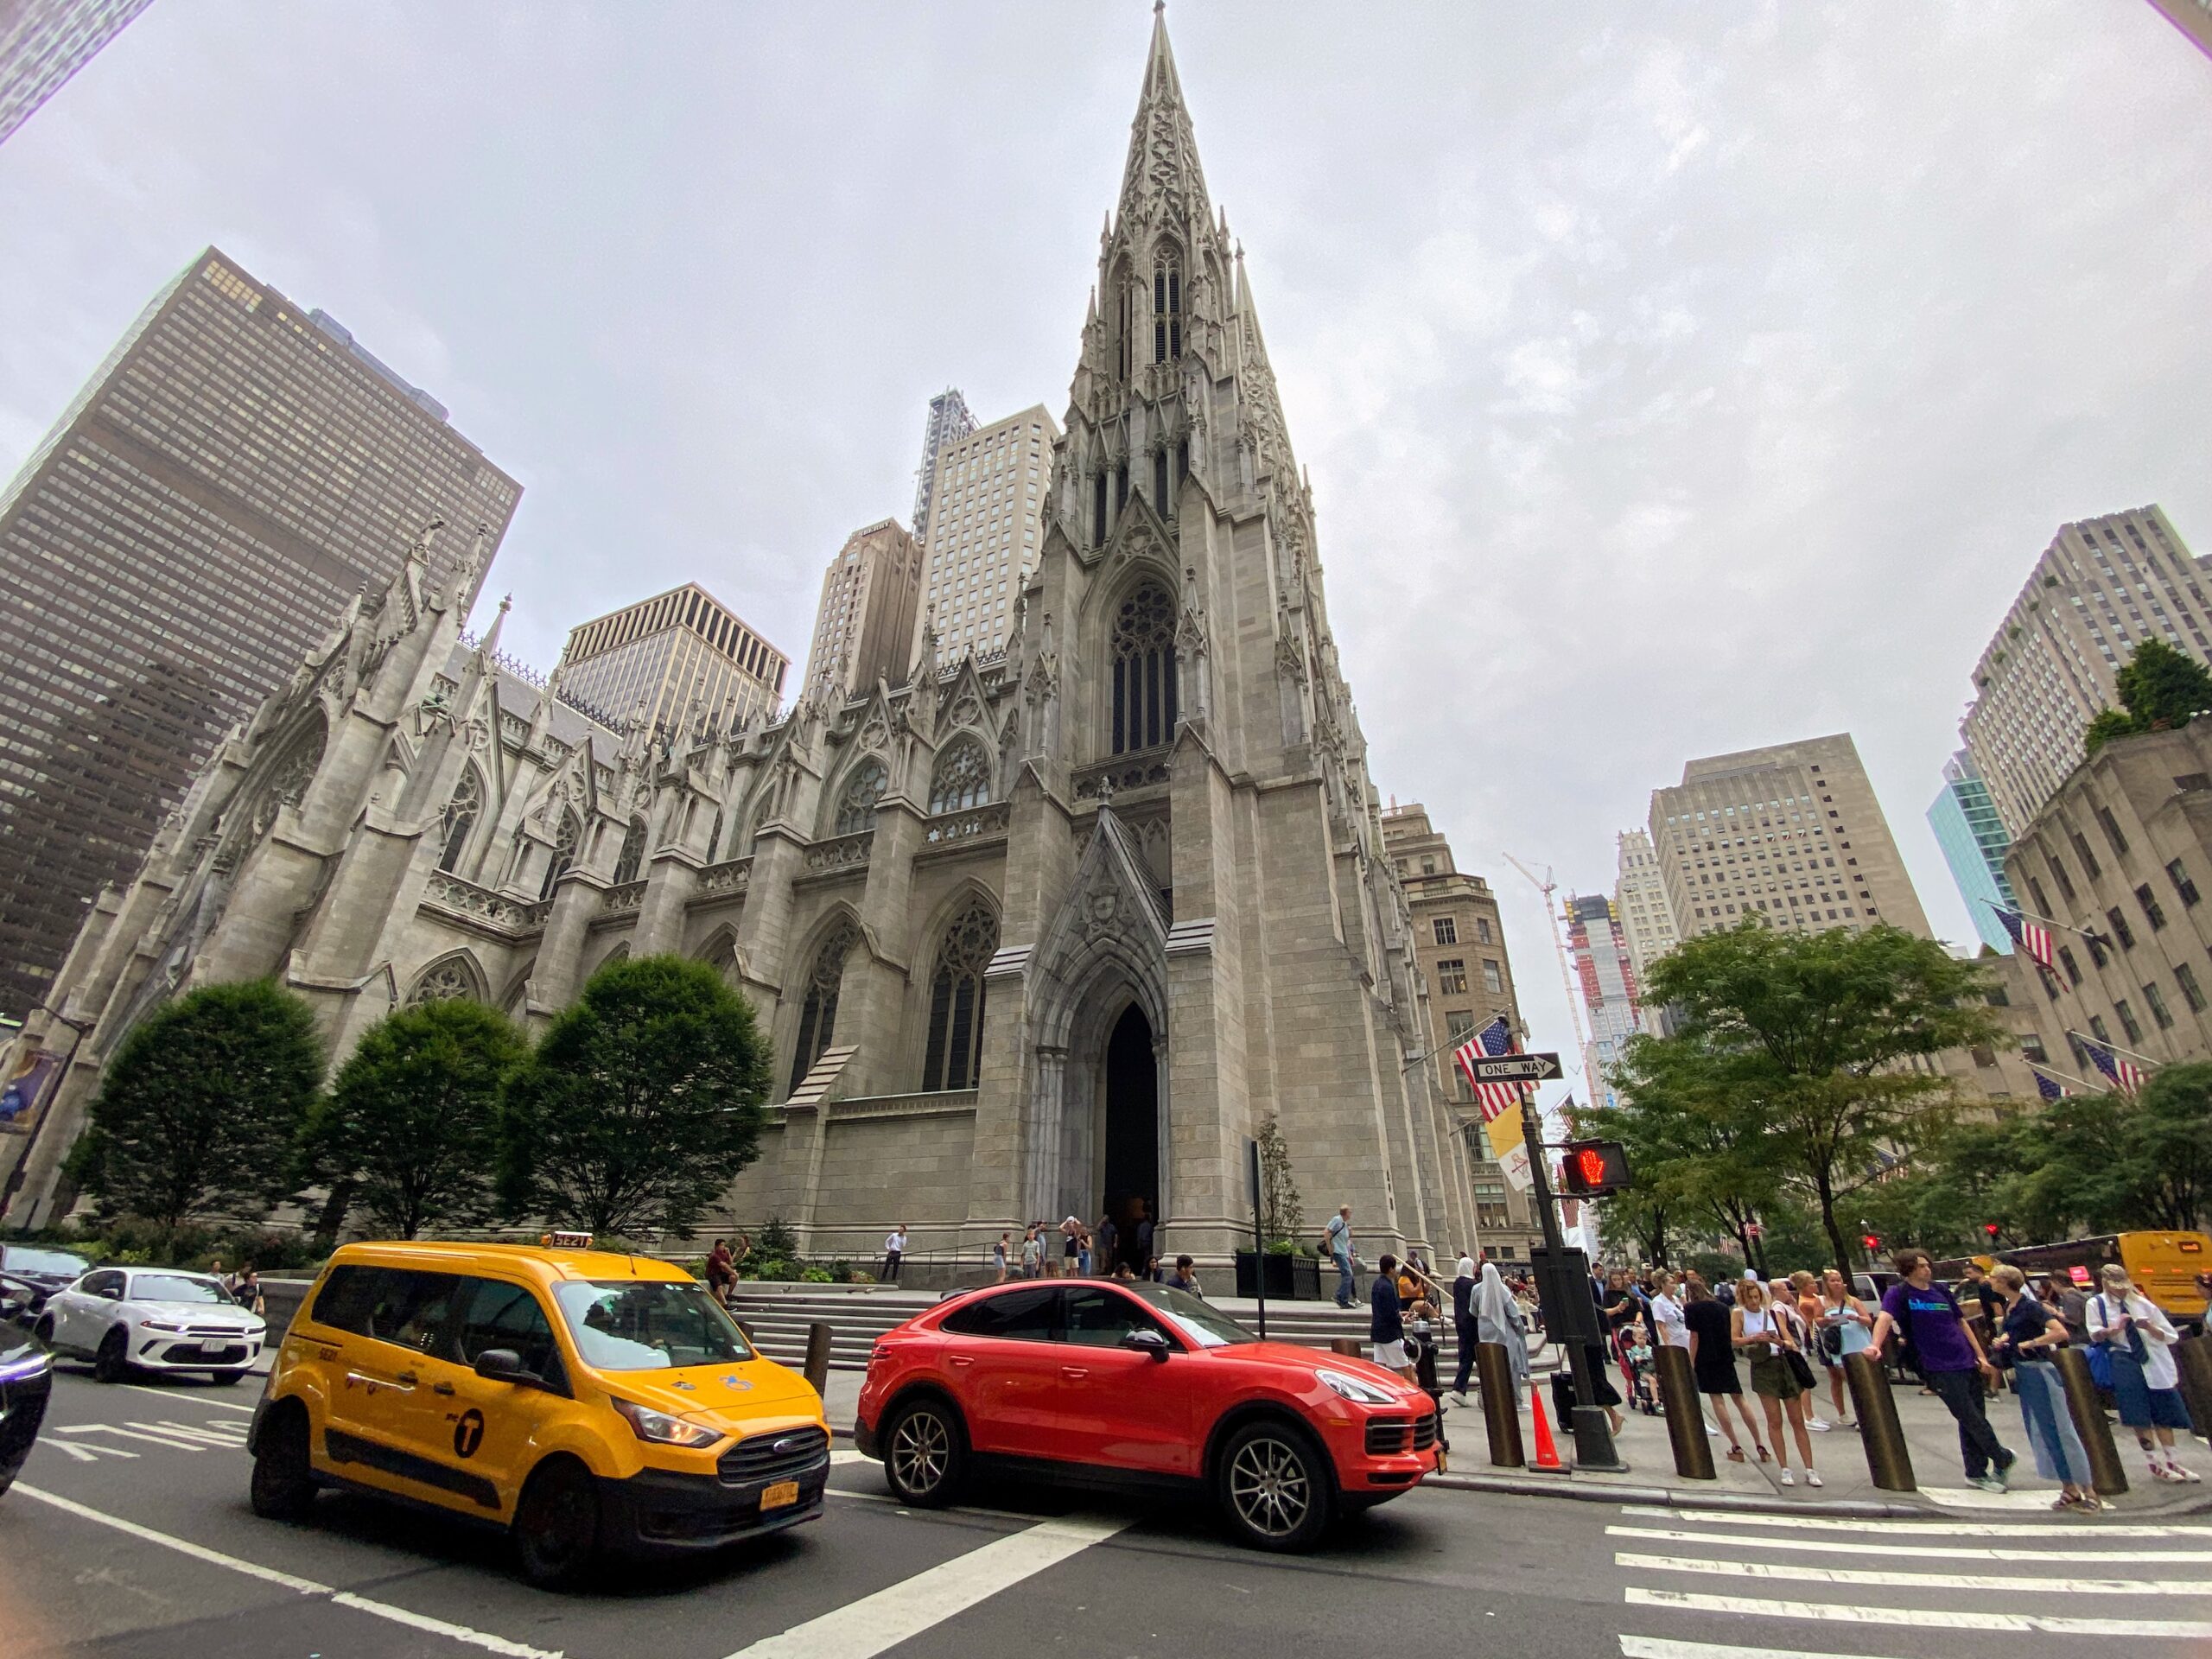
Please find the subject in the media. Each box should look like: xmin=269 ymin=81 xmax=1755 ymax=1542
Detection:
xmin=1099 ymin=1003 xmax=1159 ymax=1274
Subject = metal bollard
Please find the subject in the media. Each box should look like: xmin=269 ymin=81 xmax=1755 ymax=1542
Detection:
xmin=2175 ymin=1335 xmax=2212 ymax=1445
xmin=2053 ymin=1346 xmax=2130 ymax=1497
xmin=1843 ymin=1351 xmax=1916 ymax=1492
xmin=1474 ymin=1341 xmax=1524 ymax=1468
xmin=1331 ymin=1337 xmax=1366 ymax=1358
xmin=803 ymin=1320 xmax=833 ymax=1396
xmin=1655 ymin=1344 xmax=1714 ymax=1480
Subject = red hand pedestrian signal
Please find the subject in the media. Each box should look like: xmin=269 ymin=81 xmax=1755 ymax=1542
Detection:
xmin=1573 ymin=1147 xmax=1605 ymax=1188
xmin=1861 ymin=1233 xmax=1882 ymax=1252
xmin=1983 ymin=1222 xmax=2001 ymax=1240
xmin=1556 ymin=1139 xmax=1631 ymax=1197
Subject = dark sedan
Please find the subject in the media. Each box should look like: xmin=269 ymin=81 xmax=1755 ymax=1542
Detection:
xmin=0 ymin=1245 xmax=89 ymax=1322
xmin=0 ymin=1325 xmax=53 ymax=1497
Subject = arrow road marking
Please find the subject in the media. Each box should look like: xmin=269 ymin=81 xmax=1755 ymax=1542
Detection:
xmin=56 ymin=1424 xmax=206 ymax=1452
xmin=44 ymin=1440 xmax=137 ymax=1462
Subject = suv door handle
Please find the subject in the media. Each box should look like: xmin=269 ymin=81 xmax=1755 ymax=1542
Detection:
xmin=949 ymin=1355 xmax=974 ymax=1368
xmin=1061 ymin=1366 xmax=1090 ymax=1379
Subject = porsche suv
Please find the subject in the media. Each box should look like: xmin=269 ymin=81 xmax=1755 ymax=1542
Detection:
xmin=855 ymin=1280 xmax=1437 ymax=1550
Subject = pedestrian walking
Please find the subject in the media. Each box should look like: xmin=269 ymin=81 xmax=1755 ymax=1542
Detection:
xmin=1370 ymin=1252 xmax=1417 ymax=1385
xmin=1987 ymin=1263 xmax=2101 ymax=1511
xmin=1326 ymin=1205 xmax=1357 ymax=1308
xmin=1687 ymin=1276 xmax=1765 ymax=1462
xmin=232 ymin=1264 xmax=264 ymax=1318
xmin=2088 ymin=1264 xmax=2202 ymax=1484
xmin=1815 ymin=1268 xmax=1871 ymax=1427
xmin=1096 ymin=1211 xmax=1119 ymax=1275
xmin=1648 ymin=1269 xmax=1689 ymax=1351
xmin=880 ymin=1224 xmax=909 ymax=1283
xmin=993 ymin=1231 xmax=1012 ymax=1283
xmin=705 ymin=1238 xmax=736 ymax=1306
xmin=1867 ymin=1249 xmax=2018 ymax=1493
xmin=1077 ymin=1228 xmax=1094 ymax=1277
xmin=1020 ymin=1225 xmax=1044 ymax=1279
xmin=1449 ymin=1253 xmax=1478 ymax=1401
xmin=1735 ymin=1281 xmax=1820 ymax=1486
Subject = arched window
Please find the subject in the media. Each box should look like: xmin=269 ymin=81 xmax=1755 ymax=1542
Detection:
xmin=436 ymin=767 xmax=482 ymax=874
xmin=790 ymin=918 xmax=860 ymax=1093
xmin=929 ymin=741 xmax=992 ymax=814
xmin=613 ymin=817 xmax=647 ymax=885
xmin=1111 ymin=582 xmax=1179 ymax=754
xmin=923 ymin=903 xmax=997 ymax=1092
xmin=407 ymin=956 xmax=480 ymax=1005
xmin=1154 ymin=448 xmax=1170 ymax=516
xmin=540 ymin=811 xmax=580 ymax=900
xmin=834 ymin=758 xmax=888 ymax=835
xmin=1154 ymin=255 xmax=1182 ymax=362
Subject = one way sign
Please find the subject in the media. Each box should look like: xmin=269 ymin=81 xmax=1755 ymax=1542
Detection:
xmin=1460 ymin=1052 xmax=1563 ymax=1084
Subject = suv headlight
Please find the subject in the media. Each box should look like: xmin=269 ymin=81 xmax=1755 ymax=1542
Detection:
xmin=1316 ymin=1367 xmax=1399 ymax=1406
xmin=137 ymin=1319 xmax=186 ymax=1333
xmin=611 ymin=1396 xmax=724 ymax=1448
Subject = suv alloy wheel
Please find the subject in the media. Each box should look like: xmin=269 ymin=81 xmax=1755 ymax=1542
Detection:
xmin=882 ymin=1396 xmax=965 ymax=1508
xmin=1216 ymin=1418 xmax=1332 ymax=1552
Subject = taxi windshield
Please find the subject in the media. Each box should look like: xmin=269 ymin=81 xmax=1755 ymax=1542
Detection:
xmin=552 ymin=1280 xmax=757 ymax=1370
xmin=1122 ymin=1283 xmax=1257 ymax=1349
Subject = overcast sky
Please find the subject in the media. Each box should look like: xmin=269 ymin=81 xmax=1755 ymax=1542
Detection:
xmin=3 ymin=2 xmax=2209 ymax=1106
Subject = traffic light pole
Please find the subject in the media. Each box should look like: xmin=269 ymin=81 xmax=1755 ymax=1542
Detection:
xmin=1521 ymin=1090 xmax=1627 ymax=1473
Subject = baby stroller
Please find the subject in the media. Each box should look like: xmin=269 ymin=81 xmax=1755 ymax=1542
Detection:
xmin=1618 ymin=1322 xmax=1663 ymax=1415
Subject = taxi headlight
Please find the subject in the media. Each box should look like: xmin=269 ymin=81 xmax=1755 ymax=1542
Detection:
xmin=612 ymin=1396 xmax=724 ymax=1448
xmin=1316 ymin=1367 xmax=1398 ymax=1406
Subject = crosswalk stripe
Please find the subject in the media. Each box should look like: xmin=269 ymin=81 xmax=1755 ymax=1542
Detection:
xmin=1617 ymin=1550 xmax=2212 ymax=1596
xmin=56 ymin=1424 xmax=204 ymax=1452
xmin=1625 ymin=1586 xmax=2212 ymax=1637
xmin=141 ymin=1421 xmax=245 ymax=1447
xmin=1609 ymin=1523 xmax=2212 ymax=1564
xmin=1620 ymin=1638 xmax=1917 ymax=1659
xmin=1618 ymin=1504 xmax=2207 ymax=1539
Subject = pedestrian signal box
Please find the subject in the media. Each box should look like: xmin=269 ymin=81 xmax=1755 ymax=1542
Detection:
xmin=1557 ymin=1139 xmax=1631 ymax=1198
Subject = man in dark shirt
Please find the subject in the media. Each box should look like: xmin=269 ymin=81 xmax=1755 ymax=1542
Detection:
xmin=1371 ymin=1252 xmax=1415 ymax=1383
xmin=1869 ymin=1249 xmax=2016 ymax=1493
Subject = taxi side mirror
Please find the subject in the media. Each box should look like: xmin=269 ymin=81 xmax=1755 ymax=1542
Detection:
xmin=1122 ymin=1328 xmax=1172 ymax=1362
xmin=474 ymin=1347 xmax=530 ymax=1382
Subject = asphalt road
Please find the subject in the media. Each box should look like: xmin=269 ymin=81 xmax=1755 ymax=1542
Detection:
xmin=3 ymin=1363 xmax=2209 ymax=1658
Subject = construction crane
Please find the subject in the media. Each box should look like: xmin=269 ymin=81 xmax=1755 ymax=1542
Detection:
xmin=1501 ymin=852 xmax=1593 ymax=1072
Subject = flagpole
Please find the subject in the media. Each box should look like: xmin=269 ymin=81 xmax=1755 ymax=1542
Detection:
xmin=1981 ymin=897 xmax=2110 ymax=949
xmin=2066 ymin=1028 xmax=2165 ymax=1071
xmin=2024 ymin=1058 xmax=2101 ymax=1095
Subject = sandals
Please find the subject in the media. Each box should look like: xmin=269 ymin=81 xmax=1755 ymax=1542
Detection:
xmin=1726 ymin=1446 xmax=1745 ymax=1463
xmin=1755 ymin=1444 xmax=1773 ymax=1463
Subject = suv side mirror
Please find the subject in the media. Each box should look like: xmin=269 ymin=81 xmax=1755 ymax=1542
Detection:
xmin=1122 ymin=1327 xmax=1172 ymax=1362
xmin=474 ymin=1347 xmax=530 ymax=1382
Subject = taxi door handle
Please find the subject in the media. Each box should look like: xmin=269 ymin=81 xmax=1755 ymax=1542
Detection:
xmin=1061 ymin=1366 xmax=1090 ymax=1380
xmin=395 ymin=1370 xmax=418 ymax=1388
xmin=432 ymin=1380 xmax=455 ymax=1396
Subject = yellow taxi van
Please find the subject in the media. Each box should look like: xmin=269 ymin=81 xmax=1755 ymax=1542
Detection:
xmin=247 ymin=1237 xmax=830 ymax=1586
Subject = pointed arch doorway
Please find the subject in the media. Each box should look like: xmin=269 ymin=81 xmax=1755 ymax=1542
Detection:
xmin=1097 ymin=1002 xmax=1159 ymax=1272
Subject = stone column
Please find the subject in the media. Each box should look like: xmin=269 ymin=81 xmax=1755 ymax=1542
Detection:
xmin=838 ymin=798 xmax=924 ymax=1097
xmin=630 ymin=849 xmax=701 ymax=958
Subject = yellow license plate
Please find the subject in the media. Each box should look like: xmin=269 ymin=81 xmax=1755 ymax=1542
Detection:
xmin=761 ymin=1479 xmax=800 ymax=1510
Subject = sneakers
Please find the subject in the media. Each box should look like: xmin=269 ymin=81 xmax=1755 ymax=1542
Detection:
xmin=1971 ymin=1474 xmax=2008 ymax=1494
xmin=1804 ymin=1469 xmax=1823 ymax=1488
xmin=1807 ymin=1418 xmax=1831 ymax=1433
xmin=1778 ymin=1468 xmax=1795 ymax=1487
xmin=2154 ymin=1461 xmax=2192 ymax=1483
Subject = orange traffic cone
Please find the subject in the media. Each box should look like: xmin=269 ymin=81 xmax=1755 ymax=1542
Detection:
xmin=1529 ymin=1382 xmax=1565 ymax=1472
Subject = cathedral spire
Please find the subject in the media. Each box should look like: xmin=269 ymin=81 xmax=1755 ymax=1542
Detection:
xmin=1116 ymin=1 xmax=1210 ymax=234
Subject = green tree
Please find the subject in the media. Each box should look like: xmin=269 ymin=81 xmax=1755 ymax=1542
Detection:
xmin=2082 ymin=639 xmax=2212 ymax=754
xmin=1254 ymin=1111 xmax=1305 ymax=1247
xmin=1598 ymin=1031 xmax=1787 ymax=1268
xmin=497 ymin=955 xmax=770 ymax=1240
xmin=301 ymin=998 xmax=531 ymax=1238
xmin=2118 ymin=1063 xmax=2212 ymax=1230
xmin=1637 ymin=920 xmax=2007 ymax=1271
xmin=66 ymin=980 xmax=322 ymax=1232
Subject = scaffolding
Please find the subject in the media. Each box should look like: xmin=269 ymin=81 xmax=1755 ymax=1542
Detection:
xmin=910 ymin=387 xmax=977 ymax=544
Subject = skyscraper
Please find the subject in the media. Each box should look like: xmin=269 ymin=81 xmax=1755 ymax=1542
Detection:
xmin=0 ymin=246 xmax=519 ymax=1019
xmin=1612 ymin=827 xmax=1678 ymax=991
xmin=910 ymin=404 xmax=1059 ymax=664
xmin=804 ymin=518 xmax=923 ymax=700
xmin=556 ymin=583 xmax=786 ymax=738
xmin=909 ymin=388 xmax=976 ymax=546
xmin=0 ymin=0 xmax=153 ymax=146
xmin=1961 ymin=505 xmax=2211 ymax=838
xmin=1929 ymin=749 xmax=2018 ymax=953
xmin=1649 ymin=734 xmax=1933 ymax=944
xmin=1564 ymin=893 xmax=1640 ymax=1112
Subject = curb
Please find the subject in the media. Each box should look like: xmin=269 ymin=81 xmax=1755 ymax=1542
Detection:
xmin=1420 ymin=1468 xmax=2212 ymax=1520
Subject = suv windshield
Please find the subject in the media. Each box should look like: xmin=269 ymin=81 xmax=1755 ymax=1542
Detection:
xmin=1124 ymin=1284 xmax=1257 ymax=1348
xmin=131 ymin=1274 xmax=230 ymax=1305
xmin=552 ymin=1281 xmax=756 ymax=1370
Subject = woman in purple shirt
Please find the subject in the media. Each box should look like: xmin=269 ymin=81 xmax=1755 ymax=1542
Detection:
xmin=1866 ymin=1249 xmax=2017 ymax=1494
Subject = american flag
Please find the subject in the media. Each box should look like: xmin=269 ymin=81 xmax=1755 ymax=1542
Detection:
xmin=2032 ymin=1068 xmax=2072 ymax=1102
xmin=1995 ymin=906 xmax=2056 ymax=970
xmin=2081 ymin=1036 xmax=2146 ymax=1096
xmin=1453 ymin=1014 xmax=1529 ymax=1122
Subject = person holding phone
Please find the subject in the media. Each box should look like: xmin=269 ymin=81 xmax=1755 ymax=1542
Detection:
xmin=2089 ymin=1263 xmax=2200 ymax=1484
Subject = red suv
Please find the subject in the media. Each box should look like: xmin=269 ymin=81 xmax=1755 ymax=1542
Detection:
xmin=854 ymin=1280 xmax=1437 ymax=1549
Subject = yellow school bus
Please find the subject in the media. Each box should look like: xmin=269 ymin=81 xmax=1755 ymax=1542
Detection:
xmin=1936 ymin=1231 xmax=2212 ymax=1327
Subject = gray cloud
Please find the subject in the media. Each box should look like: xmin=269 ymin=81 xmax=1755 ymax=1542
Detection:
xmin=2 ymin=2 xmax=2207 ymax=1094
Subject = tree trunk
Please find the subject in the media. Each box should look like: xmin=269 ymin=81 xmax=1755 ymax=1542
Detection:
xmin=1812 ymin=1163 xmax=1853 ymax=1276
xmin=312 ymin=1179 xmax=354 ymax=1251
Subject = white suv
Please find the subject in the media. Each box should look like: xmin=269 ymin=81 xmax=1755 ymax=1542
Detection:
xmin=35 ymin=1268 xmax=265 ymax=1383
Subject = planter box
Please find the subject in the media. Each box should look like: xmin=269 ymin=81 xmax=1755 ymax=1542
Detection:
xmin=1233 ymin=1251 xmax=1322 ymax=1300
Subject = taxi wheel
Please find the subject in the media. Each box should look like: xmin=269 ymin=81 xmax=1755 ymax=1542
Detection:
xmin=882 ymin=1395 xmax=966 ymax=1508
xmin=1216 ymin=1418 xmax=1332 ymax=1553
xmin=250 ymin=1403 xmax=317 ymax=1521
xmin=93 ymin=1327 xmax=130 ymax=1384
xmin=513 ymin=1458 xmax=601 ymax=1591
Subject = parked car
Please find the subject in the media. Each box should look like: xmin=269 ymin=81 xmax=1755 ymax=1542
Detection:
xmin=0 ymin=1245 xmax=90 ymax=1322
xmin=251 ymin=1238 xmax=830 ymax=1588
xmin=855 ymin=1280 xmax=1439 ymax=1551
xmin=0 ymin=1325 xmax=53 ymax=1496
xmin=35 ymin=1267 xmax=265 ymax=1383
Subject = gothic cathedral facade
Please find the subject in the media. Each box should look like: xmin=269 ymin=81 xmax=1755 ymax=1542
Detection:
xmin=6 ymin=13 xmax=1478 ymax=1265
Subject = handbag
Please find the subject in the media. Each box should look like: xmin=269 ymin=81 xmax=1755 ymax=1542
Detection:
xmin=1818 ymin=1320 xmax=1845 ymax=1362
xmin=1784 ymin=1346 xmax=1819 ymax=1390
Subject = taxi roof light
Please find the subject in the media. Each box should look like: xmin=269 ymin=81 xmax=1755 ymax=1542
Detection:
xmin=543 ymin=1230 xmax=595 ymax=1250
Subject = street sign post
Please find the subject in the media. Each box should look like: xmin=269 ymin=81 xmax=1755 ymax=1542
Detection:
xmin=1518 ymin=1091 xmax=1627 ymax=1473
xmin=1460 ymin=1052 xmax=1564 ymax=1084
xmin=1246 ymin=1135 xmax=1267 ymax=1340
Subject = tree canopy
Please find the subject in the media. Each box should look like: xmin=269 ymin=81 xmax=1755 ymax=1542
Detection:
xmin=496 ymin=954 xmax=770 ymax=1240
xmin=2083 ymin=638 xmax=2212 ymax=755
xmin=67 ymin=980 xmax=322 ymax=1231
xmin=302 ymin=997 xmax=531 ymax=1238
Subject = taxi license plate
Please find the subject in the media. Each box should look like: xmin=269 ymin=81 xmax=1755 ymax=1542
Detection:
xmin=761 ymin=1479 xmax=800 ymax=1510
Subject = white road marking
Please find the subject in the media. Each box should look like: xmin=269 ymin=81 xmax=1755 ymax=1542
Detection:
xmin=829 ymin=1448 xmax=870 ymax=1465
xmin=1617 ymin=1549 xmax=2212 ymax=1596
xmin=1618 ymin=1503 xmax=2208 ymax=1538
xmin=13 ymin=1484 xmax=564 ymax=1659
xmin=123 ymin=1383 xmax=257 ymax=1413
xmin=721 ymin=1513 xmax=1133 ymax=1659
xmin=1916 ymin=1484 xmax=2075 ymax=1510
xmin=140 ymin=1420 xmax=247 ymax=1447
xmin=56 ymin=1423 xmax=205 ymax=1452
xmin=1609 ymin=1522 xmax=2212 ymax=1564
xmin=1622 ymin=1639 xmax=1918 ymax=1659
xmin=44 ymin=1440 xmax=137 ymax=1462
xmin=1626 ymin=1586 xmax=2212 ymax=1637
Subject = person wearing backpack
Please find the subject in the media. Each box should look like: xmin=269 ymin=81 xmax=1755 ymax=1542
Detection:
xmin=1866 ymin=1249 xmax=2017 ymax=1493
xmin=2088 ymin=1263 xmax=2201 ymax=1484
xmin=1325 ymin=1205 xmax=1357 ymax=1309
